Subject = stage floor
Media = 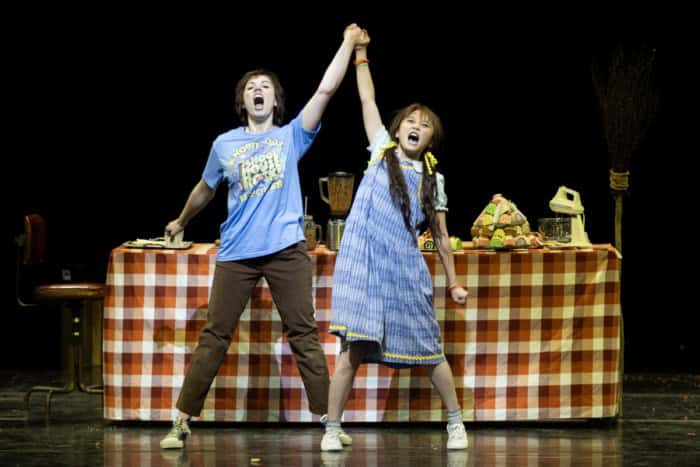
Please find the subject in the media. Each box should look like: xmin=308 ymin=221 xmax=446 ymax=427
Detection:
xmin=0 ymin=370 xmax=698 ymax=466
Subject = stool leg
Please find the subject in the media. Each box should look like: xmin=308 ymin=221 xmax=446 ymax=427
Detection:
xmin=77 ymin=339 xmax=103 ymax=394
xmin=24 ymin=305 xmax=78 ymax=417
xmin=24 ymin=301 xmax=104 ymax=417
xmin=24 ymin=380 xmax=77 ymax=416
xmin=76 ymin=302 xmax=103 ymax=394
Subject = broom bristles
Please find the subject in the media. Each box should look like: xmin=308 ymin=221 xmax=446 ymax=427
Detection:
xmin=592 ymin=42 xmax=659 ymax=172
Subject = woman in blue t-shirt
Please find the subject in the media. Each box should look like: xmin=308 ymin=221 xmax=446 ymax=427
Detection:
xmin=159 ymin=24 xmax=367 ymax=450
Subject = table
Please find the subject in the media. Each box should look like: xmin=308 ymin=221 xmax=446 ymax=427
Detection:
xmin=103 ymin=243 xmax=621 ymax=422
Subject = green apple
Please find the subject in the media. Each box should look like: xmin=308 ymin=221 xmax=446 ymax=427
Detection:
xmin=449 ymin=236 xmax=462 ymax=251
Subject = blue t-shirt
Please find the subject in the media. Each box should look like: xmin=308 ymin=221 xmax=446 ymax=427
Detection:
xmin=202 ymin=113 xmax=319 ymax=261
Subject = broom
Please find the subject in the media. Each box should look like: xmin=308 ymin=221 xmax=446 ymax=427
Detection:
xmin=592 ymin=42 xmax=659 ymax=254
xmin=591 ymin=42 xmax=659 ymax=419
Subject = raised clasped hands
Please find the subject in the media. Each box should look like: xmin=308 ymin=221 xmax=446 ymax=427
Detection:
xmin=344 ymin=23 xmax=370 ymax=49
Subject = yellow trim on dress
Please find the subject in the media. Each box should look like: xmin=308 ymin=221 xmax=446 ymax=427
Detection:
xmin=399 ymin=163 xmax=419 ymax=171
xmin=366 ymin=140 xmax=397 ymax=170
xmin=329 ymin=325 xmax=377 ymax=340
xmin=330 ymin=326 xmax=444 ymax=361
xmin=347 ymin=331 xmax=374 ymax=339
xmin=417 ymin=177 xmax=423 ymax=208
xmin=382 ymin=351 xmax=446 ymax=361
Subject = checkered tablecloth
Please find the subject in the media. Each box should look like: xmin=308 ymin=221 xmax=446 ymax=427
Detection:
xmin=103 ymin=243 xmax=621 ymax=422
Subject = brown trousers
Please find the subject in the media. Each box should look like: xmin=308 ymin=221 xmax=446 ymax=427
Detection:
xmin=176 ymin=242 xmax=329 ymax=416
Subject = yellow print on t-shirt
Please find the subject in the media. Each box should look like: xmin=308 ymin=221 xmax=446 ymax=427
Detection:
xmin=240 ymin=151 xmax=283 ymax=190
xmin=239 ymin=179 xmax=283 ymax=202
xmin=228 ymin=142 xmax=260 ymax=173
xmin=229 ymin=138 xmax=285 ymax=199
xmin=262 ymin=138 xmax=283 ymax=148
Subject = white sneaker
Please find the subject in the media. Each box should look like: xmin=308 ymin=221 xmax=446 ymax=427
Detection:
xmin=446 ymin=422 xmax=468 ymax=450
xmin=320 ymin=414 xmax=352 ymax=446
xmin=337 ymin=430 xmax=352 ymax=446
xmin=160 ymin=418 xmax=191 ymax=449
xmin=321 ymin=428 xmax=343 ymax=452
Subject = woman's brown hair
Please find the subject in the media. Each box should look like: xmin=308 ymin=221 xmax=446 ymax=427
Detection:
xmin=234 ymin=69 xmax=286 ymax=126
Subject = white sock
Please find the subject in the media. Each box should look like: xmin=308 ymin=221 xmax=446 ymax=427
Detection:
xmin=447 ymin=408 xmax=462 ymax=425
xmin=325 ymin=420 xmax=342 ymax=432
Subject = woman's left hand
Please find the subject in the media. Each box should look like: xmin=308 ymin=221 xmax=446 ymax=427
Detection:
xmin=450 ymin=286 xmax=468 ymax=305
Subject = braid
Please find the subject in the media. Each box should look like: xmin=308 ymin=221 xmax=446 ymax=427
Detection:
xmin=421 ymin=161 xmax=441 ymax=238
xmin=383 ymin=146 xmax=413 ymax=232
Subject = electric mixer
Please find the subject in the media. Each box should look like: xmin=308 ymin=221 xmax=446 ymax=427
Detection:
xmin=547 ymin=186 xmax=592 ymax=248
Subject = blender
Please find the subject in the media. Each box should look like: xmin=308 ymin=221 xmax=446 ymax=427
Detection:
xmin=319 ymin=172 xmax=355 ymax=250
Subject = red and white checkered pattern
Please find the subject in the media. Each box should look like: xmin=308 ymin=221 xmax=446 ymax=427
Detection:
xmin=104 ymin=244 xmax=621 ymax=421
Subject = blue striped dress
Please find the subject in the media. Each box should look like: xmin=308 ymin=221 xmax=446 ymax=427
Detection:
xmin=329 ymin=127 xmax=447 ymax=368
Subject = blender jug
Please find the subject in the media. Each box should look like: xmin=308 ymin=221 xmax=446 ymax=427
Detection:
xmin=319 ymin=172 xmax=355 ymax=217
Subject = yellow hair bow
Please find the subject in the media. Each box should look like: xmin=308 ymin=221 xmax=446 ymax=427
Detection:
xmin=424 ymin=151 xmax=438 ymax=175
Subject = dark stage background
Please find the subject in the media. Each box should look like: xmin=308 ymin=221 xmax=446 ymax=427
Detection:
xmin=4 ymin=11 xmax=697 ymax=373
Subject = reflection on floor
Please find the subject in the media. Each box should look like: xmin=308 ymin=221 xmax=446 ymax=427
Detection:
xmin=0 ymin=371 xmax=698 ymax=466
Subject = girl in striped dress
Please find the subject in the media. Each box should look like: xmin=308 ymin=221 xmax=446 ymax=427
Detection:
xmin=321 ymin=29 xmax=469 ymax=452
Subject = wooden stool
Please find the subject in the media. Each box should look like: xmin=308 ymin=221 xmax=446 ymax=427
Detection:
xmin=16 ymin=214 xmax=106 ymax=417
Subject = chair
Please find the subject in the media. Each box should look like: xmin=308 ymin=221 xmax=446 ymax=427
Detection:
xmin=15 ymin=213 xmax=105 ymax=416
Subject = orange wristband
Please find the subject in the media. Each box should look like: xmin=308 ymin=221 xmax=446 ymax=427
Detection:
xmin=354 ymin=57 xmax=369 ymax=66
